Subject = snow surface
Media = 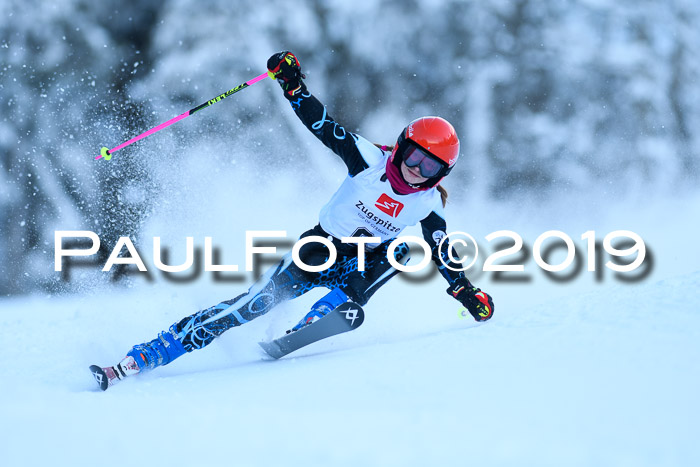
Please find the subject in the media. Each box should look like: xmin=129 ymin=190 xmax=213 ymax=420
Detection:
xmin=2 ymin=2 xmax=699 ymax=464
xmin=1 ymin=188 xmax=699 ymax=467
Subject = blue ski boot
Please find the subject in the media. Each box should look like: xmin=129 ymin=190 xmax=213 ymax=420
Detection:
xmin=126 ymin=325 xmax=187 ymax=372
xmin=90 ymin=325 xmax=188 ymax=390
xmin=288 ymin=288 xmax=349 ymax=333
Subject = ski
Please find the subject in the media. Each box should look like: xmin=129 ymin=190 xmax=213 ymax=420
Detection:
xmin=259 ymin=302 xmax=365 ymax=359
xmin=89 ymin=364 xmax=119 ymax=391
xmin=89 ymin=355 xmax=140 ymax=391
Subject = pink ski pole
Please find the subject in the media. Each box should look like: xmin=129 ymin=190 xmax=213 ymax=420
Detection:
xmin=96 ymin=71 xmax=269 ymax=160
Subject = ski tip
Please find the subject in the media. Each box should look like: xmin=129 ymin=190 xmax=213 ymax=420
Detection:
xmin=335 ymin=301 xmax=365 ymax=329
xmin=89 ymin=365 xmax=109 ymax=391
xmin=258 ymin=341 xmax=284 ymax=360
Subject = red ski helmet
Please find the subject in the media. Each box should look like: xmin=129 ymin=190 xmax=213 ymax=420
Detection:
xmin=386 ymin=116 xmax=460 ymax=194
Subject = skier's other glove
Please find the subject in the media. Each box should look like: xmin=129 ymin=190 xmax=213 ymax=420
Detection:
xmin=447 ymin=278 xmax=494 ymax=322
xmin=267 ymin=51 xmax=306 ymax=96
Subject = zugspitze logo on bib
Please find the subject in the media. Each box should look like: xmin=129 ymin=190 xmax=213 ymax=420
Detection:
xmin=375 ymin=193 xmax=404 ymax=217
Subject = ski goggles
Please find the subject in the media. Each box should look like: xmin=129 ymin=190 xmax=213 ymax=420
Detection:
xmin=402 ymin=144 xmax=446 ymax=178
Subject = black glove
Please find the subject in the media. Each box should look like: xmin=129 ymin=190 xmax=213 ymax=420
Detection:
xmin=267 ymin=51 xmax=306 ymax=96
xmin=447 ymin=278 xmax=494 ymax=322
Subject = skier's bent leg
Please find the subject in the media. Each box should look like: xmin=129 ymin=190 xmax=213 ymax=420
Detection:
xmin=285 ymin=240 xmax=411 ymax=333
xmin=343 ymin=241 xmax=410 ymax=306
xmin=126 ymin=254 xmax=308 ymax=372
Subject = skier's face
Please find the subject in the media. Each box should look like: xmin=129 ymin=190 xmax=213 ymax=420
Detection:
xmin=400 ymin=161 xmax=429 ymax=184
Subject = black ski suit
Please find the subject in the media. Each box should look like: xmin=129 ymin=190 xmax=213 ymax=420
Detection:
xmin=171 ymin=88 xmax=465 ymax=352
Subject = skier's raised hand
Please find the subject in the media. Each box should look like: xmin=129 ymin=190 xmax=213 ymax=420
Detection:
xmin=267 ymin=51 xmax=306 ymax=96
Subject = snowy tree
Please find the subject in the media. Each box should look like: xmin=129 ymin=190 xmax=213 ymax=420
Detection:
xmin=1 ymin=0 xmax=698 ymax=295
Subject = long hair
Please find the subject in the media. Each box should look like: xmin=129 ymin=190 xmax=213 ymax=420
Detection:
xmin=375 ymin=144 xmax=448 ymax=207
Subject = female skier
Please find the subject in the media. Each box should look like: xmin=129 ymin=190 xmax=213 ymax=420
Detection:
xmin=92 ymin=51 xmax=494 ymax=389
